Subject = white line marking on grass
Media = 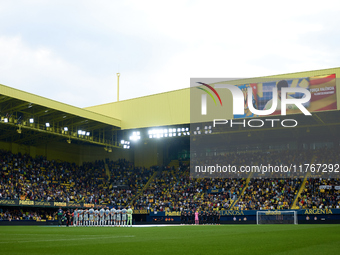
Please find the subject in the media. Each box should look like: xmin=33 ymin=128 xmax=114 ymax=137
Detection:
xmin=0 ymin=235 xmax=135 ymax=244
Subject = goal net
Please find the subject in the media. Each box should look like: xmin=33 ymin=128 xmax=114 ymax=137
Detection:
xmin=256 ymin=211 xmax=297 ymax=224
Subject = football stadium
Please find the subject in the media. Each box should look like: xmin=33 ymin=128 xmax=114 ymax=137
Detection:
xmin=0 ymin=67 xmax=340 ymax=254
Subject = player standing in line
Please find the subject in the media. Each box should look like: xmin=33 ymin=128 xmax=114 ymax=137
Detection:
xmin=198 ymin=210 xmax=202 ymax=225
xmin=203 ymin=210 xmax=206 ymax=225
xmin=110 ymin=207 xmax=116 ymax=226
xmin=105 ymin=207 xmax=110 ymax=226
xmin=78 ymin=208 xmax=83 ymax=226
xmin=84 ymin=209 xmax=89 ymax=226
xmin=116 ymin=207 xmax=121 ymax=226
xmin=127 ymin=206 xmax=133 ymax=227
xmin=94 ymin=208 xmax=99 ymax=226
xmin=180 ymin=210 xmax=184 ymax=225
xmin=214 ymin=211 xmax=218 ymax=225
xmin=121 ymin=207 xmax=127 ymax=227
xmin=195 ymin=210 xmax=199 ymax=225
xmin=89 ymin=207 xmax=94 ymax=226
xmin=73 ymin=208 xmax=78 ymax=226
xmin=99 ymin=207 xmax=105 ymax=226
xmin=209 ymin=210 xmax=213 ymax=225
xmin=57 ymin=207 xmax=63 ymax=227
xmin=184 ymin=211 xmax=187 ymax=225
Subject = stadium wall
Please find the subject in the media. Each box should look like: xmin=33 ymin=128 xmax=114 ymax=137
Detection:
xmin=133 ymin=139 xmax=164 ymax=167
xmin=84 ymin=88 xmax=190 ymax=129
xmin=0 ymin=140 xmax=133 ymax=165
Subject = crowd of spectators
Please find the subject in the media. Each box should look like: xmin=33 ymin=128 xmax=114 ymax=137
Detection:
xmin=0 ymin=148 xmax=339 ymax=213
xmin=297 ymin=178 xmax=340 ymax=209
xmin=107 ymin=159 xmax=155 ymax=206
xmin=234 ymin=178 xmax=301 ymax=210
xmin=0 ymin=208 xmax=56 ymax=221
xmin=0 ymin=150 xmax=136 ymax=205
xmin=132 ymin=161 xmax=246 ymax=212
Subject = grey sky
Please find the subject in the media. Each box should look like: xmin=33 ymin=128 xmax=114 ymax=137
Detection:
xmin=0 ymin=0 xmax=339 ymax=108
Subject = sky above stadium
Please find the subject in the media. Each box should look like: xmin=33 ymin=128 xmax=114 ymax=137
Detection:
xmin=0 ymin=0 xmax=340 ymax=108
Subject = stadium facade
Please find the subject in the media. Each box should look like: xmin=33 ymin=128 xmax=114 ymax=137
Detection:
xmin=1 ymin=67 xmax=339 ymax=167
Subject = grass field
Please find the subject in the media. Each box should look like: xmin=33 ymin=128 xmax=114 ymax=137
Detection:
xmin=0 ymin=225 xmax=339 ymax=255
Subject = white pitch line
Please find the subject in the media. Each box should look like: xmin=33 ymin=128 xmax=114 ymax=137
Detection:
xmin=0 ymin=235 xmax=135 ymax=244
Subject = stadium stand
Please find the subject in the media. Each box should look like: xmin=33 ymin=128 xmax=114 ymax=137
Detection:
xmin=1 ymin=147 xmax=339 ymax=219
xmin=0 ymin=208 xmax=56 ymax=221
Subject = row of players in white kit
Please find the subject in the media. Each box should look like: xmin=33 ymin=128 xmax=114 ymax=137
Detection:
xmin=73 ymin=207 xmax=130 ymax=227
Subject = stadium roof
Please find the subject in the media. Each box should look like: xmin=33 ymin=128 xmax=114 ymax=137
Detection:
xmin=1 ymin=67 xmax=340 ymax=148
xmin=85 ymin=67 xmax=340 ymax=129
xmin=0 ymin=83 xmax=121 ymax=147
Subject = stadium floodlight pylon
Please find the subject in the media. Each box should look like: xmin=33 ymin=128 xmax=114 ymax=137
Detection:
xmin=256 ymin=211 xmax=297 ymax=225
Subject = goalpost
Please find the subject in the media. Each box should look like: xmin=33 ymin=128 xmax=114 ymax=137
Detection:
xmin=256 ymin=211 xmax=298 ymax=225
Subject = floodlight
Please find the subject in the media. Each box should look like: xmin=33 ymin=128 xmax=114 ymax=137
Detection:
xmin=130 ymin=131 xmax=141 ymax=141
xmin=86 ymin=132 xmax=90 ymax=136
xmin=64 ymin=127 xmax=68 ymax=131
xmin=178 ymin=133 xmax=181 ymax=136
xmin=82 ymin=131 xmax=86 ymax=135
xmin=78 ymin=130 xmax=82 ymax=135
xmin=173 ymin=133 xmax=176 ymax=136
xmin=186 ymin=128 xmax=189 ymax=131
xmin=164 ymin=134 xmax=168 ymax=137
xmin=45 ymin=123 xmax=50 ymax=127
xmin=121 ymin=140 xmax=125 ymax=144
xmin=29 ymin=118 xmax=34 ymax=123
xmin=4 ymin=118 xmax=8 ymax=123
xmin=181 ymin=128 xmax=185 ymax=131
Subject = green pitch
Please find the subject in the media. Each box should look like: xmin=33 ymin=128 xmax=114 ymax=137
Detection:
xmin=0 ymin=225 xmax=339 ymax=255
